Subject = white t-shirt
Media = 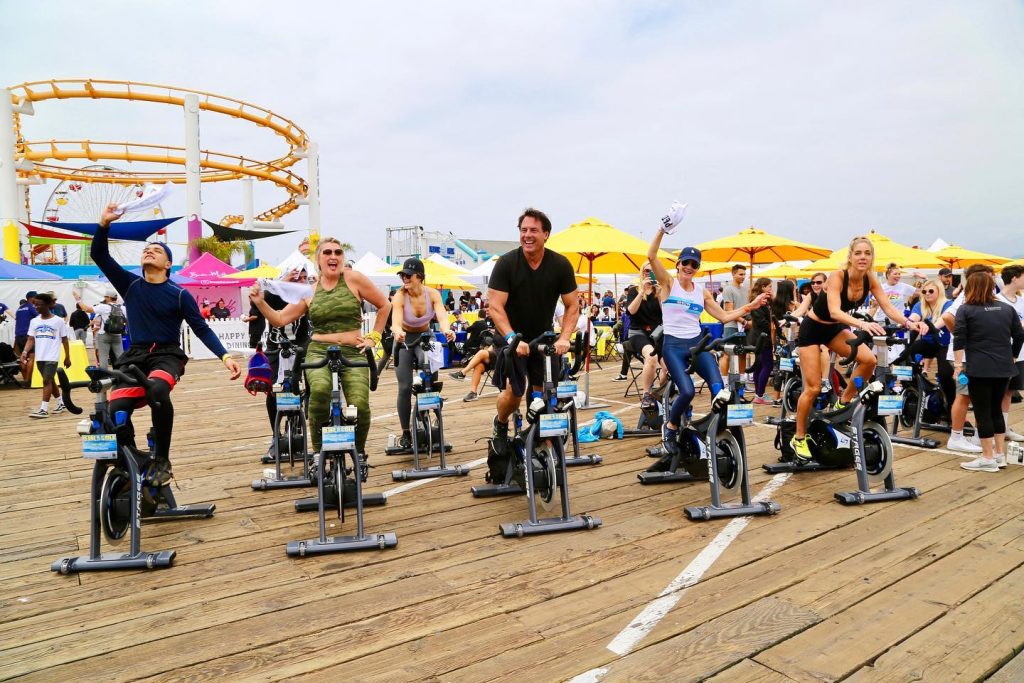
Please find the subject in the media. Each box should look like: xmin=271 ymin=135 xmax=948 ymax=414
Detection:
xmin=92 ymin=302 xmax=127 ymax=334
xmin=663 ymin=280 xmax=705 ymax=339
xmin=874 ymin=281 xmax=916 ymax=322
xmin=945 ymin=293 xmax=965 ymax=362
xmin=997 ymin=292 xmax=1024 ymax=362
xmin=27 ymin=315 xmax=69 ymax=362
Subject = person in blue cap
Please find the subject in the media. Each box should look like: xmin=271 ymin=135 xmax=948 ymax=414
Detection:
xmin=93 ymin=203 xmax=242 ymax=485
xmin=646 ymin=223 xmax=771 ymax=455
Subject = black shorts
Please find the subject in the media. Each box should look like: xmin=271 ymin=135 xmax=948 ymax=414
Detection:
xmin=14 ymin=335 xmax=28 ymax=353
xmin=797 ymin=317 xmax=846 ymax=348
xmin=36 ymin=360 xmax=57 ymax=382
xmin=1009 ymin=361 xmax=1024 ymax=392
xmin=527 ymin=353 xmax=558 ymax=389
xmin=627 ymin=330 xmax=656 ymax=355
xmin=114 ymin=344 xmax=189 ymax=388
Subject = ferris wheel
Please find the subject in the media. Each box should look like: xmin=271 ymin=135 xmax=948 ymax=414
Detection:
xmin=39 ymin=165 xmax=167 ymax=265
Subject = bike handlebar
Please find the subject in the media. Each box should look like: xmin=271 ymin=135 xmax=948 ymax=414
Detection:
xmin=839 ymin=325 xmax=905 ymax=371
xmin=504 ymin=331 xmax=560 ymax=358
xmin=300 ymin=345 xmax=379 ymax=392
xmin=56 ymin=365 xmax=160 ymax=415
xmin=684 ymin=332 xmax=713 ymax=374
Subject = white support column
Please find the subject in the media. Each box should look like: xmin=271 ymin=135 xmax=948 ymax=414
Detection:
xmin=306 ymin=141 xmax=321 ymax=233
xmin=1 ymin=90 xmax=26 ymax=262
xmin=184 ymin=94 xmax=203 ymax=262
xmin=242 ymin=177 xmax=254 ymax=229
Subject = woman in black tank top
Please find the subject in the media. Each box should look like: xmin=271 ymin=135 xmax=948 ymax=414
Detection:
xmin=788 ymin=237 xmax=929 ymax=461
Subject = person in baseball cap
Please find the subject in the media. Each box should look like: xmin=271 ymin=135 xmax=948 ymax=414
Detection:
xmin=396 ymin=257 xmax=426 ymax=280
xmin=938 ymin=267 xmax=955 ymax=298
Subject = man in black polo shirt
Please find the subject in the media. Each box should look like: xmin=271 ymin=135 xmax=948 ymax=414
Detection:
xmin=487 ymin=207 xmax=579 ymax=446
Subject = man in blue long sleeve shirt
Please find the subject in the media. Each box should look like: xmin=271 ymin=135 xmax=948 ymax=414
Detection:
xmin=95 ymin=204 xmax=241 ymax=484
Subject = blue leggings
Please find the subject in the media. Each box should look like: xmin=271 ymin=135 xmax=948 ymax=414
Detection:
xmin=662 ymin=333 xmax=724 ymax=426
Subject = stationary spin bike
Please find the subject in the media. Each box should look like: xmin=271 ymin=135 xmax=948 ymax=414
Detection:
xmin=641 ymin=333 xmax=781 ymax=520
xmin=51 ymin=366 xmax=215 ymax=573
xmin=287 ymin=345 xmax=396 ymax=555
xmin=764 ymin=328 xmax=920 ymax=505
xmin=253 ymin=336 xmax=315 ymax=490
xmin=474 ymin=332 xmax=601 ymax=537
xmin=385 ymin=334 xmax=463 ymax=481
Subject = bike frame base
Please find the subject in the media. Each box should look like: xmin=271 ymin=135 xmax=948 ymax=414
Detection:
xmin=294 ymin=492 xmax=387 ymax=512
xmin=762 ymin=460 xmax=848 ymax=474
xmin=565 ymin=453 xmax=603 ymax=466
xmin=684 ymin=501 xmax=780 ymax=521
xmin=638 ymin=470 xmax=697 ymax=484
xmin=52 ymin=550 xmax=175 ymax=574
xmin=470 ymin=482 xmax=522 ymax=498
xmin=834 ymin=486 xmax=919 ymax=505
xmin=392 ymin=464 xmax=470 ymax=481
xmin=499 ymin=514 xmax=601 ymax=538
xmin=890 ymin=435 xmax=940 ymax=449
xmin=286 ymin=532 xmax=398 ymax=556
xmin=251 ymin=476 xmax=314 ymax=490
xmin=144 ymin=504 xmax=215 ymax=521
xmin=384 ymin=443 xmax=452 ymax=456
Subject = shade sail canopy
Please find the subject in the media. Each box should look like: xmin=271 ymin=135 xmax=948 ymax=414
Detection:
xmin=695 ymin=227 xmax=831 ymax=266
xmin=36 ymin=217 xmax=180 ymax=241
xmin=203 ymin=219 xmax=298 ymax=241
xmin=545 ymin=216 xmax=675 ymax=274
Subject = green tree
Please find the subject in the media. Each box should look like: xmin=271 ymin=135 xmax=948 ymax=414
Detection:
xmin=190 ymin=236 xmax=254 ymax=265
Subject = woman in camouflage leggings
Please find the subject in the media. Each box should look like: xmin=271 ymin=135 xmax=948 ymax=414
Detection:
xmin=249 ymin=237 xmax=391 ymax=452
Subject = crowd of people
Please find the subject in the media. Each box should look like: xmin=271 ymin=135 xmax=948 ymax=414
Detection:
xmin=9 ymin=203 xmax=1023 ymax=492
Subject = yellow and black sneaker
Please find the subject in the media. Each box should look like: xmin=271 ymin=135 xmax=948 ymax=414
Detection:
xmin=789 ymin=435 xmax=813 ymax=463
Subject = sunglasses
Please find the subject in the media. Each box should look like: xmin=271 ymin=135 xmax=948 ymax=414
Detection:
xmin=921 ymin=289 xmax=937 ymax=294
xmin=399 ymin=272 xmax=417 ymax=280
xmin=678 ymin=259 xmax=700 ymax=269
xmin=812 ymin=280 xmax=825 ymax=285
xmin=320 ymin=249 xmax=344 ymax=257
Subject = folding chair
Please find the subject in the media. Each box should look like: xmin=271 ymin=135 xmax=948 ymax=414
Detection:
xmin=0 ymin=342 xmax=23 ymax=388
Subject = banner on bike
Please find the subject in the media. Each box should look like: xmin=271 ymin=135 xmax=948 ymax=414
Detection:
xmin=276 ymin=393 xmax=302 ymax=411
xmin=539 ymin=413 xmax=569 ymax=438
xmin=416 ymin=391 xmax=441 ymax=411
xmin=726 ymin=404 xmax=754 ymax=426
xmin=556 ymin=382 xmax=578 ymax=398
xmin=892 ymin=365 xmax=914 ymax=381
xmin=779 ymin=357 xmax=795 ymax=372
xmin=82 ymin=434 xmax=118 ymax=459
xmin=877 ymin=395 xmax=904 ymax=416
xmin=322 ymin=425 xmax=356 ymax=451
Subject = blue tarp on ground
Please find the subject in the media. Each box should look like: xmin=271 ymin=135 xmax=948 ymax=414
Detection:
xmin=0 ymin=260 xmax=61 ymax=280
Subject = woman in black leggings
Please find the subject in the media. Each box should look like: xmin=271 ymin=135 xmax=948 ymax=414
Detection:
xmin=953 ymin=271 xmax=1024 ymax=472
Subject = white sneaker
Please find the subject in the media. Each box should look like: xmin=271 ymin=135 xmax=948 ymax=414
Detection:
xmin=994 ymin=453 xmax=1007 ymax=469
xmin=960 ymin=457 xmax=999 ymax=473
xmin=967 ymin=432 xmax=981 ymax=447
xmin=1005 ymin=428 xmax=1024 ymax=442
xmin=947 ymin=435 xmax=982 ymax=453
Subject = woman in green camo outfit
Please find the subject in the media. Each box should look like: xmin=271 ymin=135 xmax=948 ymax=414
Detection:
xmin=249 ymin=237 xmax=391 ymax=453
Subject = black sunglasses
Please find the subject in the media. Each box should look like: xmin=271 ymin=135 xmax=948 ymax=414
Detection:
xmin=678 ymin=259 xmax=701 ymax=269
xmin=921 ymin=288 xmax=937 ymax=294
xmin=320 ymin=248 xmax=344 ymax=257
xmin=812 ymin=280 xmax=825 ymax=285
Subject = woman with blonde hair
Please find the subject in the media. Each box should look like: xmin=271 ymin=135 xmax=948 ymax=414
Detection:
xmin=790 ymin=236 xmax=928 ymax=461
xmin=903 ymin=277 xmax=954 ymax=417
xmin=250 ymin=237 xmax=391 ymax=455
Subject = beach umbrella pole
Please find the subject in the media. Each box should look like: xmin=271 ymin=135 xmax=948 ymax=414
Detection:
xmin=579 ymin=256 xmax=608 ymax=411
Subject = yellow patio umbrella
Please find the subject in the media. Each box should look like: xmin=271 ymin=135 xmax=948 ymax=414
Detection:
xmin=545 ymin=216 xmax=674 ymax=408
xmin=755 ymin=263 xmax=807 ymax=279
xmin=933 ymin=244 xmax=1011 ymax=269
xmin=1001 ymin=259 xmax=1024 ymax=270
xmin=695 ymin=226 xmax=831 ymax=268
xmin=805 ymin=230 xmax=946 ymax=272
xmin=226 ymin=263 xmax=280 ymax=279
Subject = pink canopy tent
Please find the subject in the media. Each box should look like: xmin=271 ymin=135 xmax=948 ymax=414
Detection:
xmin=177 ymin=253 xmax=254 ymax=318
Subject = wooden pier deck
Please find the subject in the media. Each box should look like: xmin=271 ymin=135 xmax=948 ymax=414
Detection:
xmin=2 ymin=360 xmax=1023 ymax=682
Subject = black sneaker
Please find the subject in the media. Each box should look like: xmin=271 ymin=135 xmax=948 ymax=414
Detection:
xmin=449 ymin=371 xmax=466 ymax=380
xmin=612 ymin=374 xmax=628 ymax=382
xmin=492 ymin=415 xmax=509 ymax=442
xmin=463 ymin=391 xmax=478 ymax=402
xmin=398 ymin=432 xmax=412 ymax=450
xmin=147 ymin=458 xmax=173 ymax=487
xmin=640 ymin=392 xmax=656 ymax=409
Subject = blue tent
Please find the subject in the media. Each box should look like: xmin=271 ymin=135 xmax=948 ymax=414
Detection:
xmin=0 ymin=259 xmax=61 ymax=280
xmin=36 ymin=216 xmax=180 ymax=241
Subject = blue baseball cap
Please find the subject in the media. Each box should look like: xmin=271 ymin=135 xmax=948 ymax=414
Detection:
xmin=677 ymin=247 xmax=702 ymax=264
xmin=146 ymin=241 xmax=173 ymax=264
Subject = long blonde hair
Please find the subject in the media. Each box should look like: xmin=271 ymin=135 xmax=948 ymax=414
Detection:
xmin=845 ymin=236 xmax=875 ymax=272
xmin=918 ymin=277 xmax=948 ymax=319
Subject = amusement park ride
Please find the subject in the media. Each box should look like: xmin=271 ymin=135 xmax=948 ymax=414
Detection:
xmin=0 ymin=79 xmax=320 ymax=266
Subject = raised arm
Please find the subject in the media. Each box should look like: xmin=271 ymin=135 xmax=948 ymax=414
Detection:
xmin=703 ymin=288 xmax=769 ymax=324
xmin=646 ymin=231 xmax=674 ymax=295
xmin=93 ymin=204 xmax=137 ymax=294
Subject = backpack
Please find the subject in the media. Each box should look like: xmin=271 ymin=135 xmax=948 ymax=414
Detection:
xmin=103 ymin=304 xmax=126 ymax=335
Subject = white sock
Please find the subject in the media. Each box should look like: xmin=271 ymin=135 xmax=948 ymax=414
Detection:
xmin=56 ymin=397 xmax=64 ymax=406
xmin=1003 ymin=412 xmax=1011 ymax=431
xmin=40 ymin=401 xmax=48 ymax=412
xmin=951 ymin=430 xmax=963 ymax=439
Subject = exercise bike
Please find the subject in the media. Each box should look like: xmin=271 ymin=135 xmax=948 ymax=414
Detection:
xmin=287 ymin=345 xmax=396 ymax=556
xmin=475 ymin=332 xmax=601 ymax=537
xmin=764 ymin=328 xmax=920 ymax=505
xmin=386 ymin=333 xmax=464 ymax=482
xmin=253 ymin=336 xmax=315 ymax=490
xmin=51 ymin=366 xmax=215 ymax=573
xmin=642 ymin=333 xmax=781 ymax=520
xmin=889 ymin=320 xmax=970 ymax=443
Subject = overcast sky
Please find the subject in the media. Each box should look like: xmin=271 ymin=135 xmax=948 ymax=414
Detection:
xmin=6 ymin=0 xmax=1023 ymax=266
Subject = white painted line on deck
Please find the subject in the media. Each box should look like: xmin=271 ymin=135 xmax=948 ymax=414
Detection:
xmin=568 ymin=668 xmax=608 ymax=683
xmin=604 ymin=472 xmax=791 ymax=657
xmin=382 ymin=457 xmax=488 ymax=498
